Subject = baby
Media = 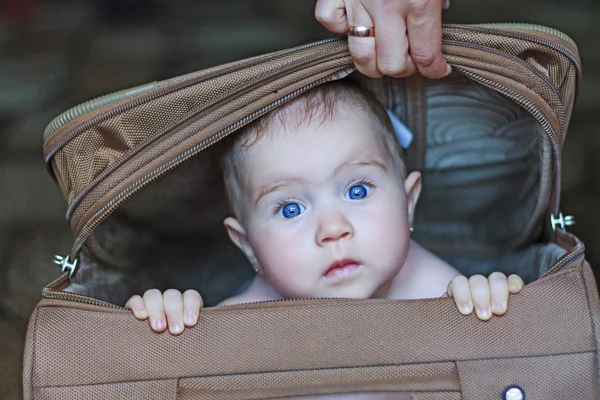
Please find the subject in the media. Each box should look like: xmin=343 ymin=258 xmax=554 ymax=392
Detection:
xmin=126 ymin=80 xmax=523 ymax=335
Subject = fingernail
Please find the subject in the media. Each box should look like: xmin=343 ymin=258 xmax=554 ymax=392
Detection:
xmin=478 ymin=308 xmax=491 ymax=319
xmin=461 ymin=304 xmax=472 ymax=314
xmin=185 ymin=315 xmax=197 ymax=326
xmin=154 ymin=319 xmax=165 ymax=330
xmin=445 ymin=64 xmax=453 ymax=76
xmin=494 ymin=302 xmax=506 ymax=312
xmin=171 ymin=323 xmax=181 ymax=334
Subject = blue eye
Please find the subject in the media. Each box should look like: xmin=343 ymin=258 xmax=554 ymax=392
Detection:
xmin=277 ymin=202 xmax=306 ymax=219
xmin=346 ymin=184 xmax=371 ymax=200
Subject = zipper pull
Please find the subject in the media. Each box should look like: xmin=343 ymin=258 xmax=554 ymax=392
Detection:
xmin=53 ymin=254 xmax=79 ymax=278
xmin=550 ymin=212 xmax=575 ymax=231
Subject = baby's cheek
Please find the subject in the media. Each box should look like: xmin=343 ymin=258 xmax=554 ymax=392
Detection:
xmin=364 ymin=205 xmax=410 ymax=262
xmin=253 ymin=228 xmax=308 ymax=272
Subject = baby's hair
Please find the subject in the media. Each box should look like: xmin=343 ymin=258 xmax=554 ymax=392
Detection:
xmin=221 ymin=80 xmax=406 ymax=220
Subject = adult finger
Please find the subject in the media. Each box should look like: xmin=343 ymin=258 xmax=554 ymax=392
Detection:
xmin=469 ymin=275 xmax=492 ymax=320
xmin=163 ymin=289 xmax=185 ymax=335
xmin=508 ymin=274 xmax=525 ymax=293
xmin=183 ymin=289 xmax=203 ymax=327
xmin=488 ymin=272 xmax=509 ymax=316
xmin=447 ymin=275 xmax=472 ymax=315
xmin=125 ymin=295 xmax=148 ymax=320
xmin=345 ymin=1 xmax=381 ymax=78
xmin=143 ymin=289 xmax=167 ymax=332
xmin=406 ymin=0 xmax=450 ymax=79
xmin=370 ymin=2 xmax=416 ymax=77
xmin=315 ymin=0 xmax=348 ymax=33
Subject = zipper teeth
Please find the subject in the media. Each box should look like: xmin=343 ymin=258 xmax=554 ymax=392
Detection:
xmin=542 ymin=242 xmax=585 ymax=277
xmin=445 ymin=40 xmax=560 ymax=98
xmin=42 ymin=289 xmax=126 ymax=309
xmin=455 ymin=68 xmax=560 ymax=149
xmin=70 ymin=76 xmax=337 ymax=258
xmin=43 ymin=82 xmax=158 ymax=140
xmin=470 ymin=23 xmax=577 ymax=48
xmin=444 ymin=24 xmax=581 ymax=78
xmin=454 ymin=67 xmax=579 ymax=276
xmin=43 ymin=37 xmax=343 ymax=159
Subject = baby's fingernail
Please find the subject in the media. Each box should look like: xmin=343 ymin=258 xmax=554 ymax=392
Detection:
xmin=461 ymin=304 xmax=472 ymax=314
xmin=153 ymin=319 xmax=165 ymax=330
xmin=494 ymin=302 xmax=506 ymax=312
xmin=445 ymin=64 xmax=453 ymax=76
xmin=171 ymin=323 xmax=181 ymax=334
xmin=185 ymin=315 xmax=197 ymax=326
xmin=478 ymin=308 xmax=491 ymax=319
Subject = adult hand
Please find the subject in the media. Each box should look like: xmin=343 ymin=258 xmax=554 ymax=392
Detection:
xmin=315 ymin=0 xmax=451 ymax=79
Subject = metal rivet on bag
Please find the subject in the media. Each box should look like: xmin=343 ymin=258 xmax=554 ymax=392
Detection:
xmin=503 ymin=385 xmax=525 ymax=400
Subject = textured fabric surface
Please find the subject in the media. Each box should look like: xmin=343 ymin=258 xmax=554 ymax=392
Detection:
xmin=24 ymin=265 xmax=599 ymax=399
xmin=456 ymin=353 xmax=597 ymax=399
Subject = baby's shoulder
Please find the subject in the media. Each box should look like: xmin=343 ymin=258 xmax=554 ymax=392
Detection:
xmin=388 ymin=240 xmax=460 ymax=299
xmin=217 ymin=275 xmax=282 ymax=306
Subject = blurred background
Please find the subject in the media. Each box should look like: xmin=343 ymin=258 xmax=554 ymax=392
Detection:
xmin=0 ymin=0 xmax=598 ymax=398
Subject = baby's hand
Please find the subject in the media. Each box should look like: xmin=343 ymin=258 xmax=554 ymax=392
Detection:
xmin=125 ymin=289 xmax=203 ymax=335
xmin=446 ymin=272 xmax=524 ymax=320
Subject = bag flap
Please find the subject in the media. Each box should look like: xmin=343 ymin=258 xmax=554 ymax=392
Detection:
xmin=24 ymin=261 xmax=599 ymax=399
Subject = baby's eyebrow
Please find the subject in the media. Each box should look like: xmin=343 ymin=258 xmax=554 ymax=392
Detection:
xmin=337 ymin=160 xmax=388 ymax=174
xmin=254 ymin=181 xmax=297 ymax=206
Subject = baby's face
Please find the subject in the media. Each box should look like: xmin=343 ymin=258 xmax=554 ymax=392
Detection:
xmin=231 ymin=106 xmax=414 ymax=299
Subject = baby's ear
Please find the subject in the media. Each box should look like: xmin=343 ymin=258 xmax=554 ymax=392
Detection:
xmin=223 ymin=217 xmax=260 ymax=270
xmin=404 ymin=171 xmax=422 ymax=225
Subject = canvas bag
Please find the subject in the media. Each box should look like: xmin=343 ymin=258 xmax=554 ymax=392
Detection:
xmin=23 ymin=23 xmax=600 ymax=399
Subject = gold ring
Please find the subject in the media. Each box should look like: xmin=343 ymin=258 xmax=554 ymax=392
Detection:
xmin=346 ymin=25 xmax=375 ymax=37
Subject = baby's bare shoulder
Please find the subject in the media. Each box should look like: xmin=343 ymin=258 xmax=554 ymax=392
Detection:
xmin=389 ymin=240 xmax=460 ymax=299
xmin=217 ymin=275 xmax=282 ymax=306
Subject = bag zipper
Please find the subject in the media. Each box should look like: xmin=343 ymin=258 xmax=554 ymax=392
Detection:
xmin=43 ymin=82 xmax=158 ymax=141
xmin=444 ymin=23 xmax=581 ymax=80
xmin=43 ymin=24 xmax=581 ymax=307
xmin=44 ymin=67 xmax=580 ymax=308
xmin=43 ymin=23 xmax=580 ymax=159
xmin=43 ymin=38 xmax=343 ymax=162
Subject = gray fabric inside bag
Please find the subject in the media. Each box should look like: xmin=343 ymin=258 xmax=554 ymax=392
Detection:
xmin=360 ymin=74 xmax=565 ymax=281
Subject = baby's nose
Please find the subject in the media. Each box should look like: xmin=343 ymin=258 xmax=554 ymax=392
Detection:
xmin=315 ymin=212 xmax=354 ymax=246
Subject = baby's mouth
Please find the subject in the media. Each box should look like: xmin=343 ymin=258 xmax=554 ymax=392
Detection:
xmin=323 ymin=259 xmax=361 ymax=279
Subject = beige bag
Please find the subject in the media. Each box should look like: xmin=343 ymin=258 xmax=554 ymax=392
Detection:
xmin=24 ymin=24 xmax=599 ymax=399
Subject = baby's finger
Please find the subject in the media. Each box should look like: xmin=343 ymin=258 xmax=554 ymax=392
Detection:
xmin=469 ymin=275 xmax=492 ymax=320
xmin=143 ymin=289 xmax=167 ymax=332
xmin=447 ymin=275 xmax=472 ymax=315
xmin=508 ymin=274 xmax=525 ymax=293
xmin=183 ymin=289 xmax=203 ymax=327
xmin=488 ymin=272 xmax=508 ymax=316
xmin=125 ymin=295 xmax=148 ymax=320
xmin=163 ymin=289 xmax=185 ymax=335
